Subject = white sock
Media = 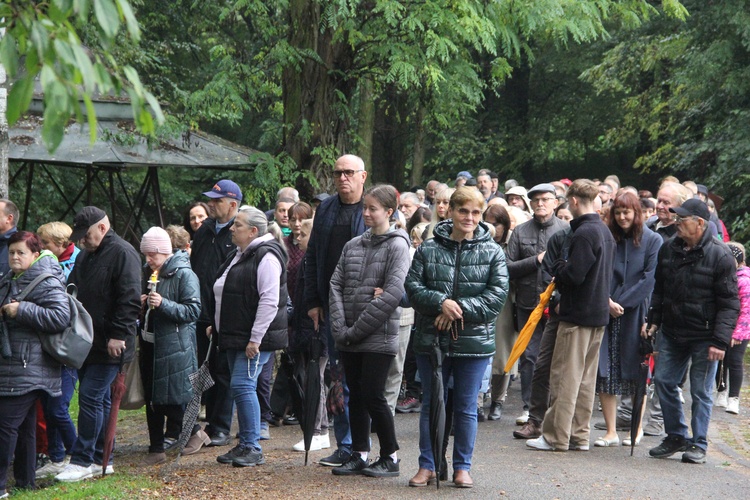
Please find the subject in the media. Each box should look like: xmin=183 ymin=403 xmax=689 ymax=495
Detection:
xmin=390 ymin=452 xmax=398 ymax=462
xmin=356 ymin=451 xmax=368 ymax=461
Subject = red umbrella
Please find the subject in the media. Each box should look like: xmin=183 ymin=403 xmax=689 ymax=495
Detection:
xmin=101 ymin=352 xmax=128 ymax=477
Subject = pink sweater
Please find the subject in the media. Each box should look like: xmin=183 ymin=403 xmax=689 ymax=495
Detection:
xmin=733 ymin=266 xmax=750 ymax=341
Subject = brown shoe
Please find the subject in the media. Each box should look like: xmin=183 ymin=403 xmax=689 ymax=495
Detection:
xmin=183 ymin=429 xmax=211 ymax=455
xmin=453 ymin=469 xmax=473 ymax=488
xmin=145 ymin=452 xmax=166 ymax=465
xmin=513 ymin=420 xmax=541 ymax=439
xmin=408 ymin=468 xmax=436 ymax=487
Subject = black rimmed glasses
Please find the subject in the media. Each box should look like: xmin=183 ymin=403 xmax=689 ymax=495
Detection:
xmin=333 ymin=169 xmax=364 ymax=178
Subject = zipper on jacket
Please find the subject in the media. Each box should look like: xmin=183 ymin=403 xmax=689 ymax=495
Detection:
xmin=449 ymin=241 xmax=463 ymax=353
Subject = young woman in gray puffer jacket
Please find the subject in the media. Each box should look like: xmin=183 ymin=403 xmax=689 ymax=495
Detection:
xmin=329 ymin=184 xmax=411 ymax=479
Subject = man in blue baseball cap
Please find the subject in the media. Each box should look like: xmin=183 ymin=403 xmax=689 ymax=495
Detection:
xmin=193 ymin=179 xmax=243 ymax=447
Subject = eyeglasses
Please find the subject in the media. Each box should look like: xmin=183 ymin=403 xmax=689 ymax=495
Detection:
xmin=531 ymin=197 xmax=556 ymax=204
xmin=333 ymin=169 xmax=364 ymax=178
xmin=672 ymin=214 xmax=698 ymax=223
xmin=456 ymin=208 xmax=482 ymax=218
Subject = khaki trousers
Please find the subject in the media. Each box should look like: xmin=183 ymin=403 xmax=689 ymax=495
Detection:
xmin=541 ymin=321 xmax=605 ymax=450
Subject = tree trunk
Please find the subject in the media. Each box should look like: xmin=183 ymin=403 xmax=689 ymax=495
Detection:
xmin=283 ymin=1 xmax=356 ymax=198
xmin=0 ymin=28 xmax=8 ymax=198
xmin=410 ymin=103 xmax=427 ymax=188
xmin=357 ymin=78 xmax=374 ymax=177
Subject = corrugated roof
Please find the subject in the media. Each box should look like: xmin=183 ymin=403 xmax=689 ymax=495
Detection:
xmin=9 ymin=117 xmax=255 ymax=169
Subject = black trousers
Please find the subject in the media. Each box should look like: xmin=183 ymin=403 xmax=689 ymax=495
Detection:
xmin=341 ymin=351 xmax=399 ymax=456
xmin=198 ymin=320 xmax=234 ymax=436
xmin=258 ymin=354 xmax=274 ymax=423
xmin=527 ymin=314 xmax=559 ymax=425
xmin=716 ymin=339 xmax=749 ymax=397
xmin=0 ymin=391 xmax=40 ymax=492
xmin=402 ymin=326 xmax=421 ymax=400
xmin=140 ymin=339 xmax=186 ymax=453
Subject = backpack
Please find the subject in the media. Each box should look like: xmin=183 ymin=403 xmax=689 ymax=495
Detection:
xmin=16 ymin=273 xmax=94 ymax=369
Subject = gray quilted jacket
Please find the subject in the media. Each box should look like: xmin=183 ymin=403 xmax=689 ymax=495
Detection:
xmin=0 ymin=251 xmax=71 ymax=397
xmin=329 ymin=227 xmax=411 ymax=355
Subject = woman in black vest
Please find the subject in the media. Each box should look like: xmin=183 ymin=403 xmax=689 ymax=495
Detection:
xmin=209 ymin=207 xmax=288 ymax=468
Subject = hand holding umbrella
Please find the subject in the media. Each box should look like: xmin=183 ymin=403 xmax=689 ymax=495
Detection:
xmin=504 ymin=280 xmax=556 ymax=374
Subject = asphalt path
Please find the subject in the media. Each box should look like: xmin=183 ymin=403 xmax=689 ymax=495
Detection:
xmin=311 ymin=381 xmax=750 ymax=499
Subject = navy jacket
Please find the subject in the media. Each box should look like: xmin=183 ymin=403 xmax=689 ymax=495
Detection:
xmin=303 ymin=194 xmax=365 ymax=313
xmin=553 ymin=213 xmax=616 ymax=327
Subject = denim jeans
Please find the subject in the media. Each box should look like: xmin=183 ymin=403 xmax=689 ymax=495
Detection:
xmin=655 ymin=334 xmax=718 ymax=451
xmin=416 ymin=354 xmax=489 ymax=472
xmin=227 ymin=349 xmax=272 ymax=451
xmin=70 ymin=363 xmax=119 ymax=467
xmin=42 ymin=367 xmax=78 ymax=462
xmin=323 ymin=318 xmax=352 ymax=454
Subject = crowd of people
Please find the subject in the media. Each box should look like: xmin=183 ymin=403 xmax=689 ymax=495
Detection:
xmin=0 ymin=158 xmax=747 ymax=495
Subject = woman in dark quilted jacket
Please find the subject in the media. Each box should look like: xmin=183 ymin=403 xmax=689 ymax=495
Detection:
xmin=329 ymin=184 xmax=411 ymax=478
xmin=405 ymin=187 xmax=509 ymax=488
xmin=0 ymin=231 xmax=71 ymax=496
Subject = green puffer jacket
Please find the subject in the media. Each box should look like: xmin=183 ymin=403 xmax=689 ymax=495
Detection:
xmin=141 ymin=250 xmax=201 ymax=405
xmin=406 ymin=219 xmax=509 ymax=357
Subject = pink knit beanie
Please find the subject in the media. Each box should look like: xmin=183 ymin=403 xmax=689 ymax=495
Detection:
xmin=140 ymin=227 xmax=172 ymax=255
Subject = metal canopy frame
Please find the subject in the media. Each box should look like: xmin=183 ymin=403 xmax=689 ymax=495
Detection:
xmin=9 ymin=115 xmax=256 ymax=241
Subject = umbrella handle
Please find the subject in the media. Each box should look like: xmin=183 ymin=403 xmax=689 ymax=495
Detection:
xmin=203 ymin=336 xmax=214 ymax=366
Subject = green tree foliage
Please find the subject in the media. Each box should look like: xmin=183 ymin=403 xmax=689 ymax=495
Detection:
xmin=0 ymin=0 xmax=164 ymax=151
xmin=582 ymin=0 xmax=750 ymax=240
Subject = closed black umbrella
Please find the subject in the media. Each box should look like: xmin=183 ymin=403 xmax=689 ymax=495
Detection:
xmin=301 ymin=332 xmax=325 ymax=465
xmin=0 ymin=317 xmax=11 ymax=359
xmin=280 ymin=349 xmax=305 ymax=428
xmin=429 ymin=337 xmax=446 ymax=489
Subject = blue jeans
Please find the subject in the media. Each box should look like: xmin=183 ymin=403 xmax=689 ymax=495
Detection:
xmin=416 ymin=354 xmax=489 ymax=472
xmin=655 ymin=335 xmax=717 ymax=450
xmin=43 ymin=367 xmax=78 ymax=462
xmin=70 ymin=364 xmax=119 ymax=467
xmin=323 ymin=318 xmax=352 ymax=454
xmin=227 ymin=349 xmax=272 ymax=451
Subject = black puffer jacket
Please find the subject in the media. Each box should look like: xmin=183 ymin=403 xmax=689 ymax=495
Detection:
xmin=191 ymin=217 xmax=236 ymax=323
xmin=329 ymin=228 xmax=411 ymax=355
xmin=212 ymin=237 xmax=289 ymax=352
xmin=406 ymin=220 xmax=509 ymax=357
xmin=650 ymin=226 xmax=740 ymax=350
xmin=0 ymin=252 xmax=71 ymax=397
xmin=68 ymin=231 xmax=141 ymax=365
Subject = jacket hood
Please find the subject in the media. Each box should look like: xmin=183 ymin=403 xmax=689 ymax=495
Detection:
xmin=433 ymin=219 xmax=492 ymax=248
xmin=13 ymin=250 xmax=65 ymax=284
xmin=361 ymin=226 xmax=410 ymax=248
xmin=150 ymin=250 xmax=192 ymax=279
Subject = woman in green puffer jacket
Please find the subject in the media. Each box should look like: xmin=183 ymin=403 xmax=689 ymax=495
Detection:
xmin=405 ymin=187 xmax=509 ymax=489
xmin=138 ymin=227 xmax=203 ymax=465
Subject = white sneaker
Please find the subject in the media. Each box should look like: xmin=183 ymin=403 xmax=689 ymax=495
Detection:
xmin=292 ymin=434 xmax=331 ymax=452
xmin=91 ymin=463 xmax=115 ymax=476
xmin=716 ymin=390 xmax=728 ymax=408
xmin=516 ymin=410 xmax=529 ymax=425
xmin=36 ymin=456 xmax=69 ymax=477
xmin=726 ymin=397 xmax=740 ymax=415
xmin=55 ymin=464 xmax=93 ymax=482
xmin=526 ymin=436 xmax=554 ymax=451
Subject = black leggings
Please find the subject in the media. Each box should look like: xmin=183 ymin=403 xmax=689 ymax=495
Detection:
xmin=341 ymin=351 xmax=399 ymax=456
xmin=716 ymin=340 xmax=749 ymax=398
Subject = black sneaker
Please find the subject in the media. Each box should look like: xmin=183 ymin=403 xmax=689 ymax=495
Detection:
xmin=681 ymin=444 xmax=707 ymax=464
xmin=332 ymin=453 xmax=368 ymax=476
xmin=361 ymin=456 xmax=399 ymax=478
xmin=217 ymin=444 xmax=246 ymax=464
xmin=477 ymin=406 xmax=486 ymax=422
xmin=319 ymin=449 xmax=351 ymax=467
xmin=487 ymin=402 xmax=503 ymax=421
xmin=649 ymin=436 xmax=688 ymax=459
xmin=232 ymin=447 xmax=265 ymax=467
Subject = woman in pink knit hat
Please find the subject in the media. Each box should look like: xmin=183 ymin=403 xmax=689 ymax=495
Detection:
xmin=139 ymin=227 xmax=205 ymax=464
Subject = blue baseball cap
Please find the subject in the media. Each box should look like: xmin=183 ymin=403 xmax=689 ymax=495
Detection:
xmin=457 ymin=171 xmax=473 ymax=179
xmin=203 ymin=179 xmax=243 ymax=201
